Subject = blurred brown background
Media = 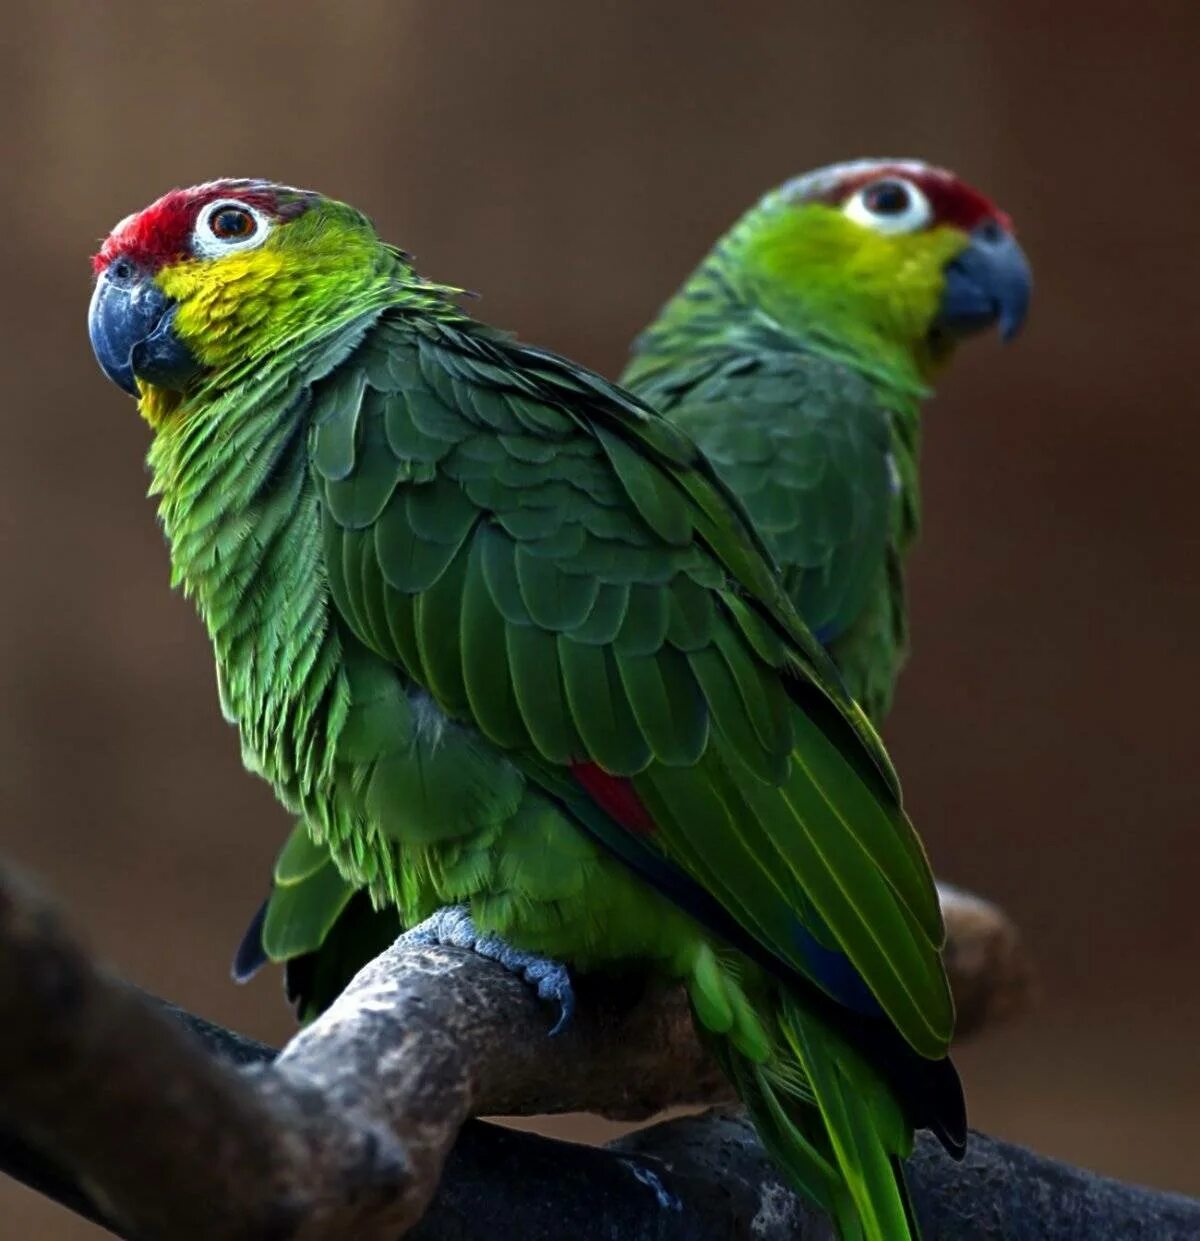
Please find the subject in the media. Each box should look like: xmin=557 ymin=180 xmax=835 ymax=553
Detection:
xmin=3 ymin=1 xmax=1198 ymax=1234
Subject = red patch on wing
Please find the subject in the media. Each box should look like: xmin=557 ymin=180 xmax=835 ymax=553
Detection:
xmin=571 ymin=762 xmax=657 ymax=834
xmin=824 ymin=164 xmax=1011 ymax=233
xmin=91 ymin=181 xmax=289 ymax=274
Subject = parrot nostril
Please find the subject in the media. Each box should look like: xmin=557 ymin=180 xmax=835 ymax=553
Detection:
xmin=110 ymin=258 xmax=135 ymax=282
xmin=975 ymin=220 xmax=1004 ymax=245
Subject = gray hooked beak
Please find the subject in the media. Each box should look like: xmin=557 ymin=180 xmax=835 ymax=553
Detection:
xmin=935 ymin=223 xmax=1032 ymax=343
xmin=88 ymin=262 xmax=201 ymax=396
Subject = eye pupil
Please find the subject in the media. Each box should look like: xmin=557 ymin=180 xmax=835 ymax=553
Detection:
xmin=211 ymin=207 xmax=255 ymax=240
xmin=863 ymin=180 xmax=910 ymax=215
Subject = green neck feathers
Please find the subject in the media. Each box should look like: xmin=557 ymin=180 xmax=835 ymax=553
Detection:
xmin=142 ymin=301 xmax=399 ymax=804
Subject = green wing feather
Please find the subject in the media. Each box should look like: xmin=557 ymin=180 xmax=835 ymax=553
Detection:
xmin=307 ymin=315 xmax=951 ymax=1058
xmin=624 ymin=340 xmax=908 ymax=723
xmin=260 ymin=823 xmax=356 ymax=966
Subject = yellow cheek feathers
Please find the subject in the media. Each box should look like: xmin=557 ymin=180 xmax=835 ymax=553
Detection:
xmin=844 ymin=225 xmax=969 ymax=348
xmin=743 ymin=207 xmax=970 ymax=365
xmin=136 ymin=382 xmax=184 ymax=428
xmin=131 ymin=251 xmax=298 ymax=428
xmin=155 ymin=250 xmax=293 ymax=369
xmin=132 ymin=222 xmax=440 ymax=429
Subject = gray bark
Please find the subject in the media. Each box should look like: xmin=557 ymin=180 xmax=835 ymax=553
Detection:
xmin=4 ymin=862 xmax=1183 ymax=1240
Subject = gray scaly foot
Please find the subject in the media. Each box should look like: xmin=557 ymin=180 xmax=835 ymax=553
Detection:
xmin=401 ymin=905 xmax=575 ymax=1035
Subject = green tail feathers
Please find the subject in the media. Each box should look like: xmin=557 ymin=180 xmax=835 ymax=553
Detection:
xmin=707 ymin=986 xmax=920 ymax=1241
xmin=257 ymin=823 xmax=403 ymax=1022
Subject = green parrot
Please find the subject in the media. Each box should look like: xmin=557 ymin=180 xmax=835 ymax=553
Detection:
xmin=625 ymin=159 xmax=1030 ymax=724
xmin=90 ymin=180 xmax=964 ymax=1240
xmin=245 ymin=160 xmax=1031 ymax=1028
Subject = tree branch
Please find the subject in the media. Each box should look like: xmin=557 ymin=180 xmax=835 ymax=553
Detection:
xmin=0 ymin=862 xmax=1104 ymax=1241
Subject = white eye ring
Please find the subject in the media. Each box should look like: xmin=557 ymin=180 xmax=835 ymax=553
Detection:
xmin=193 ymin=199 xmax=271 ymax=258
xmin=842 ymin=178 xmax=932 ymax=236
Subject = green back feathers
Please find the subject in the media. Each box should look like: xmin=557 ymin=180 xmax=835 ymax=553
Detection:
xmin=302 ymin=310 xmax=951 ymax=1057
xmin=623 ymin=185 xmax=937 ymax=724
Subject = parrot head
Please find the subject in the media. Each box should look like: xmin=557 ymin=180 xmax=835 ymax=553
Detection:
xmin=89 ymin=179 xmax=409 ymax=421
xmin=728 ymin=159 xmax=1030 ymax=374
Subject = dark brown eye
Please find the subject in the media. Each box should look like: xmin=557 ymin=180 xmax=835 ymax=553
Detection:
xmin=843 ymin=175 xmax=931 ymax=234
xmin=194 ymin=199 xmax=269 ymax=256
xmin=210 ymin=206 xmax=256 ymax=239
xmin=862 ymin=180 xmax=911 ymax=215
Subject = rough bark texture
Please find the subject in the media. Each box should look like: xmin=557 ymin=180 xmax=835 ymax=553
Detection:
xmin=0 ymin=868 xmax=722 ymax=1238
xmin=7 ymin=861 xmax=1178 ymax=1241
xmin=8 ymin=1099 xmax=1200 ymax=1240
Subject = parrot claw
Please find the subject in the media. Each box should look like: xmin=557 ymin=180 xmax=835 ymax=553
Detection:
xmin=400 ymin=906 xmax=575 ymax=1036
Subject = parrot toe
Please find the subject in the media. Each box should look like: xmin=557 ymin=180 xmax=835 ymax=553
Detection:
xmin=513 ymin=955 xmax=575 ymax=1036
xmin=401 ymin=905 xmax=576 ymax=1035
xmin=401 ymin=904 xmax=475 ymax=949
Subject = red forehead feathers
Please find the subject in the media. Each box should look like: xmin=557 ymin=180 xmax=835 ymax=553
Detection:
xmin=844 ymin=166 xmax=1010 ymax=232
xmin=91 ymin=182 xmax=287 ymax=274
xmin=788 ymin=161 xmax=1012 ymax=233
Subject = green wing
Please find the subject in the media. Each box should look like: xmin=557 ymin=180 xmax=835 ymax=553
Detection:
xmin=624 ymin=344 xmax=906 ymax=723
xmin=627 ymin=348 xmax=891 ymax=645
xmin=252 ymin=823 xmax=401 ymax=1022
xmin=309 ymin=315 xmax=952 ymax=1057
